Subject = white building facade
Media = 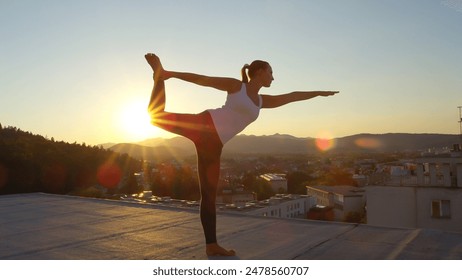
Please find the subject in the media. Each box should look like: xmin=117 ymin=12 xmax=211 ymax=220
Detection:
xmin=250 ymin=194 xmax=316 ymax=219
xmin=260 ymin=174 xmax=288 ymax=193
xmin=367 ymin=155 xmax=462 ymax=233
xmin=306 ymin=185 xmax=366 ymax=222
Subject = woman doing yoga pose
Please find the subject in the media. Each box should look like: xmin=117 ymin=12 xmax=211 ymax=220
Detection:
xmin=145 ymin=53 xmax=338 ymax=256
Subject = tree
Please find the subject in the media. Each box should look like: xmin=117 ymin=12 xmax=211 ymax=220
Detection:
xmin=287 ymin=171 xmax=312 ymax=194
xmin=0 ymin=125 xmax=141 ymax=196
xmin=149 ymin=163 xmax=200 ymax=200
xmin=119 ymin=173 xmax=143 ymax=194
xmin=318 ymin=166 xmax=356 ymax=186
xmin=243 ymin=174 xmax=274 ymax=201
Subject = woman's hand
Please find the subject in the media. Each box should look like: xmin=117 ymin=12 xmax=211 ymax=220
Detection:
xmin=316 ymin=91 xmax=339 ymax=97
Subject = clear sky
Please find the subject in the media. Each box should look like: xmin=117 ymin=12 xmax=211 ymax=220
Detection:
xmin=1 ymin=0 xmax=461 ymax=145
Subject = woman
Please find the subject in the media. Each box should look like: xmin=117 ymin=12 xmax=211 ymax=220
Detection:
xmin=145 ymin=53 xmax=338 ymax=257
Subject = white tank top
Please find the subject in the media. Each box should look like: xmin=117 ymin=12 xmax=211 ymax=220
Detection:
xmin=208 ymin=83 xmax=262 ymax=144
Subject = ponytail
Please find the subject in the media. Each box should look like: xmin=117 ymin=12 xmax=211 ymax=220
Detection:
xmin=241 ymin=64 xmax=250 ymax=83
xmin=241 ymin=60 xmax=270 ymax=83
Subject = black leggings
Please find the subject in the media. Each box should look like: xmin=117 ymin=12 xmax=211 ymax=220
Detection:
xmin=149 ymin=80 xmax=223 ymax=244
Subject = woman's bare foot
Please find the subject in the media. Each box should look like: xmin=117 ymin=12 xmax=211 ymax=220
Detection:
xmin=144 ymin=53 xmax=166 ymax=81
xmin=206 ymin=243 xmax=236 ymax=257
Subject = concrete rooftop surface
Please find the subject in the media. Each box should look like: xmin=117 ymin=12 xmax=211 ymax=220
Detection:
xmin=1 ymin=193 xmax=462 ymax=260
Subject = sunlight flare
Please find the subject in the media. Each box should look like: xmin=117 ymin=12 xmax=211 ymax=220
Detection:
xmin=97 ymin=162 xmax=122 ymax=189
xmin=315 ymin=131 xmax=336 ymax=152
xmin=118 ymin=98 xmax=156 ymax=141
xmin=354 ymin=137 xmax=383 ymax=149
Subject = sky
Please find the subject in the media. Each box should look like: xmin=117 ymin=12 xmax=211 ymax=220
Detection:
xmin=1 ymin=0 xmax=461 ymax=145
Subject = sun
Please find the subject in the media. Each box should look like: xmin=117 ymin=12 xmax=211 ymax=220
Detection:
xmin=118 ymin=98 xmax=158 ymax=141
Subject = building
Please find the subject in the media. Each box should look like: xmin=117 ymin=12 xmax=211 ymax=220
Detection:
xmin=260 ymin=173 xmax=287 ymax=193
xmin=415 ymin=155 xmax=462 ymax=187
xmin=216 ymin=185 xmax=255 ymax=206
xmin=306 ymin=185 xmax=366 ymax=222
xmin=250 ymin=194 xmax=316 ymax=219
xmin=366 ymin=153 xmax=462 ymax=233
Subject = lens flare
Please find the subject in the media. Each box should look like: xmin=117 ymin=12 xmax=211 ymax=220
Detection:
xmin=97 ymin=162 xmax=122 ymax=189
xmin=315 ymin=131 xmax=336 ymax=152
xmin=354 ymin=137 xmax=382 ymax=149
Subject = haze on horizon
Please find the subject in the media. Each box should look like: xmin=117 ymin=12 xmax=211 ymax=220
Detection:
xmin=1 ymin=0 xmax=461 ymax=145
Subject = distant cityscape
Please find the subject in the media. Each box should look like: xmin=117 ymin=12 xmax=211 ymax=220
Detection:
xmin=115 ymin=139 xmax=462 ymax=234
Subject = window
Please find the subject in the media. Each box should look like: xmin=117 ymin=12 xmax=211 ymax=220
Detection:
xmin=431 ymin=200 xmax=451 ymax=218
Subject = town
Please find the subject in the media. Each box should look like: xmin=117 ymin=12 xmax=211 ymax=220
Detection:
xmin=117 ymin=142 xmax=462 ymax=234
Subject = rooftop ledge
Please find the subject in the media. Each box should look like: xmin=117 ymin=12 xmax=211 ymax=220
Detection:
xmin=1 ymin=193 xmax=462 ymax=260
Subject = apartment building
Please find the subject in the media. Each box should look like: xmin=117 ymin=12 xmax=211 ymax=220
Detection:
xmin=260 ymin=173 xmax=288 ymax=193
xmin=306 ymin=185 xmax=366 ymax=221
xmin=217 ymin=185 xmax=255 ymax=206
xmin=367 ymin=154 xmax=462 ymax=233
xmin=250 ymin=194 xmax=316 ymax=219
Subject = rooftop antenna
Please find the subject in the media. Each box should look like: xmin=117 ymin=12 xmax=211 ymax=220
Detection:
xmin=459 ymin=106 xmax=462 ymax=149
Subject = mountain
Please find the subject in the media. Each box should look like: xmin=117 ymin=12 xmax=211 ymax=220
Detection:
xmin=98 ymin=142 xmax=117 ymax=150
xmin=109 ymin=142 xmax=195 ymax=162
xmin=138 ymin=137 xmax=194 ymax=150
xmin=223 ymin=134 xmax=316 ymax=154
xmin=335 ymin=133 xmax=460 ymax=152
xmin=224 ymin=133 xmax=460 ymax=154
xmin=106 ymin=133 xmax=461 ymax=160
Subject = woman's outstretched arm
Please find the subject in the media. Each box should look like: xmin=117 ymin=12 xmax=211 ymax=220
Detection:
xmin=261 ymin=91 xmax=338 ymax=109
xmin=165 ymin=71 xmax=242 ymax=93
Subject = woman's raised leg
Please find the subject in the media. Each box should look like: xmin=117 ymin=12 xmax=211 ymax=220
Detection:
xmin=145 ymin=53 xmax=199 ymax=137
xmin=145 ymin=53 xmax=166 ymax=117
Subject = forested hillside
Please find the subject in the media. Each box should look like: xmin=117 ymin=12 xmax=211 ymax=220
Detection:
xmin=0 ymin=124 xmax=141 ymax=196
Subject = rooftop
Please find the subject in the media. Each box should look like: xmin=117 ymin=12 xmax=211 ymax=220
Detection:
xmin=1 ymin=193 xmax=462 ymax=260
xmin=260 ymin=174 xmax=287 ymax=181
xmin=307 ymin=185 xmax=365 ymax=197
